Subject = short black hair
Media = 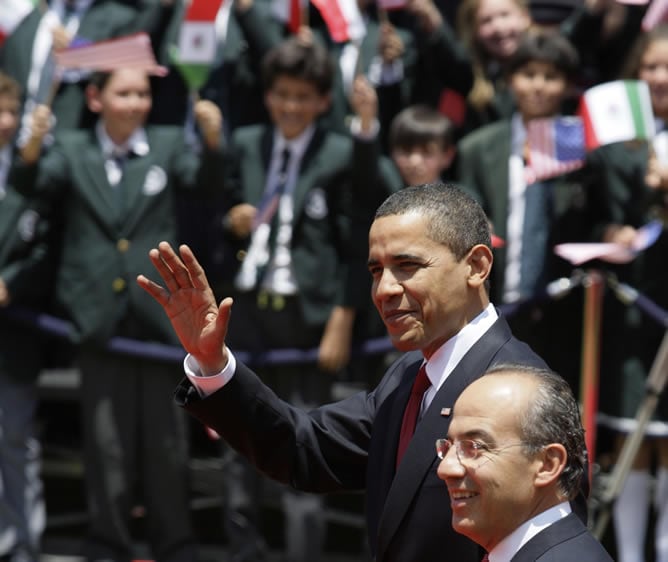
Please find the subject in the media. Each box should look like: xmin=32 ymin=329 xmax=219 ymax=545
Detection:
xmin=503 ymin=30 xmax=579 ymax=81
xmin=261 ymin=36 xmax=334 ymax=95
xmin=389 ymin=105 xmax=456 ymax=151
xmin=374 ymin=182 xmax=492 ymax=261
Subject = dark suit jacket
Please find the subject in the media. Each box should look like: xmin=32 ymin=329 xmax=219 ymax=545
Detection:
xmin=511 ymin=513 xmax=612 ymax=561
xmin=10 ymin=125 xmax=224 ymax=345
xmin=175 ymin=314 xmax=548 ymax=562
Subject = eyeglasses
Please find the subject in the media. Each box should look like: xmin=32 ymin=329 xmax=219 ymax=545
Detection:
xmin=435 ymin=438 xmax=526 ymax=465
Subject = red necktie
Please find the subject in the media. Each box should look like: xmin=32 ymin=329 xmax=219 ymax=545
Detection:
xmin=396 ymin=364 xmax=431 ymax=468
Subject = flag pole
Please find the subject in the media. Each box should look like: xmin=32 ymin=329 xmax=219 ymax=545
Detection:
xmin=579 ymin=270 xmax=604 ymax=480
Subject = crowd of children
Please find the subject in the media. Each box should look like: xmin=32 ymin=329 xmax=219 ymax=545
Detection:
xmin=1 ymin=0 xmax=668 ymax=561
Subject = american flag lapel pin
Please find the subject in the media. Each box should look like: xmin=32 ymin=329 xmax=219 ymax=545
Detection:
xmin=440 ymin=407 xmax=451 ymax=417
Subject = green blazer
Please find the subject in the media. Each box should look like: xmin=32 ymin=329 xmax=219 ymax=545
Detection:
xmin=0 ymin=179 xmax=55 ymax=381
xmin=0 ymin=0 xmax=154 ymax=131
xmin=456 ymin=119 xmax=599 ymax=304
xmin=10 ymin=125 xmax=224 ymax=345
xmin=221 ymin=124 xmax=362 ymax=328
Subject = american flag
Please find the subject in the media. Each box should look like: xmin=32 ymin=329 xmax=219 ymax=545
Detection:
xmin=54 ymin=33 xmax=167 ymax=76
xmin=525 ymin=116 xmax=586 ymax=183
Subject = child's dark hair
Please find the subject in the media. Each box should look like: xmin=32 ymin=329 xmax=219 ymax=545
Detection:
xmin=503 ymin=30 xmax=579 ymax=81
xmin=0 ymin=71 xmax=21 ymax=100
xmin=620 ymin=23 xmax=668 ymax=80
xmin=261 ymin=36 xmax=334 ymax=95
xmin=87 ymin=71 xmax=113 ymax=91
xmin=389 ymin=105 xmax=455 ymax=151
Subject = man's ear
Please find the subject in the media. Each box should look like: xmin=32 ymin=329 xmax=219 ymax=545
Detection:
xmin=467 ymin=244 xmax=493 ymax=288
xmin=85 ymin=84 xmax=102 ymax=114
xmin=534 ymin=443 xmax=567 ymax=489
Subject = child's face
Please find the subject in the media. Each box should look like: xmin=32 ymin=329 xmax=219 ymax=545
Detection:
xmin=265 ymin=76 xmax=331 ymax=140
xmin=0 ymin=94 xmax=19 ymax=149
xmin=391 ymin=142 xmax=454 ymax=186
xmin=87 ymin=68 xmax=152 ymax=142
xmin=510 ymin=61 xmax=568 ymax=121
xmin=639 ymin=38 xmax=668 ymax=121
xmin=475 ymin=0 xmax=531 ymax=60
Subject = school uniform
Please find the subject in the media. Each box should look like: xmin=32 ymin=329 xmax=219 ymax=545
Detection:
xmin=456 ymin=116 xmax=602 ymax=385
xmin=10 ymin=122 xmax=224 ymax=561
xmin=0 ymin=147 xmax=54 ymax=562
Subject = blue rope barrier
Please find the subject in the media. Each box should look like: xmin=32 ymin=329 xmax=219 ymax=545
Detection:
xmin=0 ymin=270 xmax=597 ymax=368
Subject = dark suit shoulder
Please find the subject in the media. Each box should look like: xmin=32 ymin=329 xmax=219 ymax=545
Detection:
xmin=513 ymin=513 xmax=613 ymax=561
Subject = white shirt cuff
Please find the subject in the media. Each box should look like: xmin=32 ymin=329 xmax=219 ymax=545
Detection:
xmin=183 ymin=349 xmax=237 ymax=397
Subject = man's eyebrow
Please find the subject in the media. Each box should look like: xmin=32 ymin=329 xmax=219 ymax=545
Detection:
xmin=367 ymin=253 xmax=424 ymax=267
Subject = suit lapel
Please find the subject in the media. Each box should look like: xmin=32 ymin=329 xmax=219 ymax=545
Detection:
xmin=510 ymin=513 xmax=586 ymax=561
xmin=375 ymin=317 xmax=515 ymax=561
xmin=291 ymin=128 xmax=325 ymax=217
xmin=80 ymin=139 xmax=118 ymax=233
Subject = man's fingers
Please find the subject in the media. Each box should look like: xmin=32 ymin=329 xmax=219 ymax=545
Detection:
xmin=149 ymin=244 xmax=181 ymax=294
xmin=157 ymin=241 xmax=193 ymax=289
xmin=178 ymin=244 xmax=211 ymax=292
xmin=136 ymin=274 xmax=170 ymax=307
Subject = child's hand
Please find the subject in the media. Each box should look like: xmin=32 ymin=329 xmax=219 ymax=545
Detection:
xmin=645 ymin=151 xmax=668 ymax=191
xmin=603 ymin=224 xmax=637 ymax=247
xmin=30 ymin=104 xmax=52 ymax=140
xmin=51 ymin=24 xmax=73 ymax=50
xmin=378 ymin=22 xmax=404 ymax=64
xmin=193 ymin=99 xmax=223 ymax=148
xmin=0 ymin=278 xmax=9 ymax=307
xmin=296 ymin=26 xmax=314 ymax=47
xmin=350 ymin=75 xmax=378 ymax=128
xmin=405 ymin=0 xmax=443 ymax=34
xmin=225 ymin=203 xmax=256 ymax=238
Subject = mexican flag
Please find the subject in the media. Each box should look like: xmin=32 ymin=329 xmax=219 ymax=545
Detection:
xmin=311 ymin=0 xmax=365 ymax=43
xmin=578 ymin=80 xmax=655 ymax=150
xmin=0 ymin=0 xmax=37 ymax=46
xmin=170 ymin=0 xmax=224 ymax=91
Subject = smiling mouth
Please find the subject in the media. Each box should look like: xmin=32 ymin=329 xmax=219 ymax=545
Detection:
xmin=450 ymin=491 xmax=478 ymax=500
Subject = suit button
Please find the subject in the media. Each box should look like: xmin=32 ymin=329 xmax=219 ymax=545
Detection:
xmin=236 ymin=249 xmax=247 ymax=261
xmin=112 ymin=277 xmax=126 ymax=292
xmin=117 ymin=238 xmax=130 ymax=252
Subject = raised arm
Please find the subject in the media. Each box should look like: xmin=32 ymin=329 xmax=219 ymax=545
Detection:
xmin=136 ymin=241 xmax=232 ymax=375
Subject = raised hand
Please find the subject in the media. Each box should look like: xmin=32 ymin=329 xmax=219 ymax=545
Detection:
xmin=137 ymin=242 xmax=233 ymax=375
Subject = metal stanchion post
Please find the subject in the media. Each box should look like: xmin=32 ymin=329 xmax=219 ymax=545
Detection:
xmin=580 ymin=270 xmax=605 ymax=479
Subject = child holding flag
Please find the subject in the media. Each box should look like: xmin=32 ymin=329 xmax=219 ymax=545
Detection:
xmin=10 ymin=65 xmax=223 ymax=562
xmin=455 ymin=30 xmax=605 ymax=389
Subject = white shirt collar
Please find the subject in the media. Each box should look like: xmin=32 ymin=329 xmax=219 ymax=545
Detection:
xmin=273 ymin=124 xmax=316 ymax=162
xmin=489 ymin=501 xmax=572 ymax=562
xmin=424 ymin=303 xmax=498 ymax=392
xmin=0 ymin=145 xmax=11 ymax=196
xmin=511 ymin=113 xmax=526 ymax=158
xmin=96 ymin=120 xmax=150 ymax=159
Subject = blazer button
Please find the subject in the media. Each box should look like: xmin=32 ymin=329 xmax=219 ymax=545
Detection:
xmin=117 ymin=238 xmax=130 ymax=253
xmin=112 ymin=277 xmax=126 ymax=292
xmin=236 ymin=249 xmax=247 ymax=261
